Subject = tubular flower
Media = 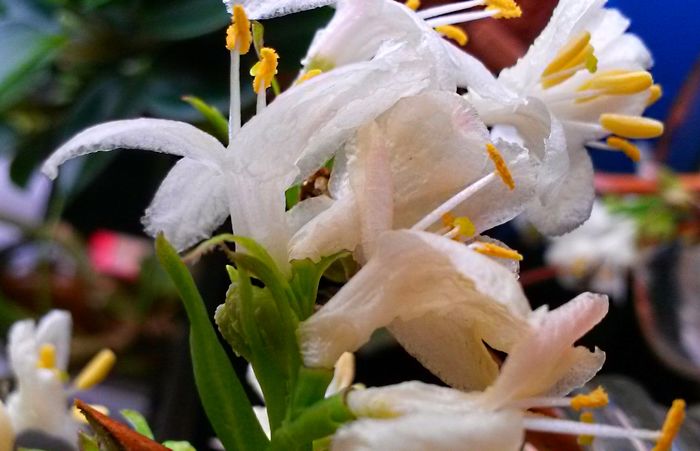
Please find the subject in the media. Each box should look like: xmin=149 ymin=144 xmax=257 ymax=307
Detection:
xmin=329 ymin=294 xmax=684 ymax=451
xmin=42 ymin=4 xmax=447 ymax=270
xmin=287 ymin=91 xmax=536 ymax=263
xmin=456 ymin=0 xmax=661 ymax=236
xmin=3 ymin=311 xmax=116 ymax=446
xmin=300 ymin=231 xmax=605 ymax=392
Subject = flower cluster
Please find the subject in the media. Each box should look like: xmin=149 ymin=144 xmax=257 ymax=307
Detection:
xmin=37 ymin=0 xmax=684 ymax=450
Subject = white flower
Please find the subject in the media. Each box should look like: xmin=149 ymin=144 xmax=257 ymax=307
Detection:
xmin=458 ymin=0 xmax=662 ymax=236
xmin=329 ymin=293 xmax=679 ymax=451
xmin=42 ymin=26 xmax=443 ymax=269
xmin=546 ymin=200 xmax=638 ymax=299
xmin=5 ymin=310 xmax=76 ymax=444
xmin=288 ymin=91 xmax=537 ymax=262
xmin=299 ymin=230 xmax=601 ymax=392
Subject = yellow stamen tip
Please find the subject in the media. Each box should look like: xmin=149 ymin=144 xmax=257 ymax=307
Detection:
xmin=486 ymin=143 xmax=515 ymax=190
xmin=454 ymin=217 xmax=476 ymax=238
xmin=441 ymin=212 xmax=456 ymax=228
xmin=648 ymin=84 xmax=663 ymax=106
xmin=577 ymin=412 xmax=595 ymax=446
xmin=473 ymin=242 xmax=523 ymax=261
xmin=542 ymin=32 xmax=591 ymax=78
xmin=226 ymin=5 xmax=252 ymax=54
xmin=607 ymin=136 xmax=641 ymax=162
xmin=435 ymin=25 xmax=468 ymax=46
xmin=571 ymin=386 xmax=609 ymax=411
xmin=653 ymin=399 xmax=686 ymax=451
xmin=251 ymin=47 xmax=279 ymax=94
xmin=37 ymin=343 xmax=57 ymax=370
xmin=73 ymin=349 xmax=116 ymax=391
xmin=404 ymin=0 xmax=421 ymax=11
xmin=485 ymin=0 xmax=522 ymax=19
xmin=71 ymin=404 xmax=110 ymax=424
xmin=579 ymin=70 xmax=653 ymax=96
xmin=297 ymin=69 xmax=323 ymax=85
xmin=600 ymin=114 xmax=664 ymax=139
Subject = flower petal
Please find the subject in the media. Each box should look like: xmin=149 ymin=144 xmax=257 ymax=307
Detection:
xmin=35 ymin=310 xmax=72 ymax=373
xmin=300 ymin=230 xmax=531 ymax=391
xmin=223 ymin=0 xmax=335 ymax=19
xmin=42 ymin=119 xmax=225 ymax=180
xmin=479 ymin=292 xmax=609 ymax=407
xmin=142 ymin=159 xmax=229 ymax=251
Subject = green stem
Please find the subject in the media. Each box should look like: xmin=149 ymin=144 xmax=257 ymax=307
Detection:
xmin=269 ymin=394 xmax=355 ymax=451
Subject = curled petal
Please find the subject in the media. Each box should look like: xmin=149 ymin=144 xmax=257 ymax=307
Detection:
xmin=42 ymin=119 xmax=225 ymax=180
xmin=223 ymin=0 xmax=335 ymax=19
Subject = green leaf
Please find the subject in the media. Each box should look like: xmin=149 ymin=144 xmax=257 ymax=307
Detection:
xmin=182 ymin=95 xmax=229 ymax=144
xmin=78 ymin=432 xmax=101 ymax=451
xmin=290 ymin=252 xmax=350 ymax=319
xmin=0 ymin=23 xmax=65 ymax=112
xmin=120 ymin=409 xmax=155 ymax=440
xmin=140 ymin=0 xmax=229 ymax=41
xmin=155 ymin=234 xmax=268 ymax=451
xmin=162 ymin=441 xmax=197 ymax=451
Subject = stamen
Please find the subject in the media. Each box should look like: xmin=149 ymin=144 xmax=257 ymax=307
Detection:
xmin=606 ymin=136 xmax=641 ymax=162
xmin=473 ymin=242 xmax=523 ymax=261
xmin=571 ymin=386 xmax=609 ymax=411
xmin=412 ymin=172 xmax=495 ymax=231
xmin=226 ymin=5 xmax=252 ymax=54
xmin=484 ymin=0 xmax=522 ymax=19
xmin=251 ymin=47 xmax=279 ymax=94
xmin=653 ymin=400 xmax=686 ymax=451
xmin=37 ymin=343 xmax=57 ymax=370
xmin=541 ymin=32 xmax=596 ymax=88
xmin=599 ymin=114 xmax=664 ymax=139
xmin=580 ymin=70 xmax=653 ymax=95
xmin=523 ymin=415 xmax=660 ymax=441
xmin=418 ymin=1 xmax=484 ymax=20
xmin=297 ymin=69 xmax=323 ymax=85
xmin=426 ymin=10 xmax=498 ymax=27
xmin=648 ymin=84 xmax=663 ymax=106
xmin=405 ymin=0 xmax=421 ymax=10
xmin=73 ymin=349 xmax=116 ymax=391
xmin=441 ymin=213 xmax=476 ymax=240
xmin=435 ymin=25 xmax=469 ymax=46
xmin=577 ymin=412 xmax=595 ymax=446
xmin=486 ymin=143 xmax=515 ymax=190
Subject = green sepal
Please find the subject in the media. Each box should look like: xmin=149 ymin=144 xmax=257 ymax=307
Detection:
xmin=290 ymin=252 xmax=350 ymax=320
xmin=120 ymin=409 xmax=155 ymax=440
xmin=155 ymin=234 xmax=268 ymax=451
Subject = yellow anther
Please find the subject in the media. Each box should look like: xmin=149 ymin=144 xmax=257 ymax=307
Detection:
xmin=251 ymin=47 xmax=279 ymax=94
xmin=571 ymin=386 xmax=609 ymax=411
xmin=226 ymin=5 xmax=252 ymax=54
xmin=73 ymin=349 xmax=116 ymax=391
xmin=454 ymin=217 xmax=476 ymax=238
xmin=405 ymin=0 xmax=421 ymax=11
xmin=71 ymin=404 xmax=110 ymax=424
xmin=473 ymin=242 xmax=523 ymax=261
xmin=600 ymin=114 xmax=664 ymax=139
xmin=648 ymin=84 xmax=663 ymax=106
xmin=542 ymin=32 xmax=591 ymax=77
xmin=297 ymin=69 xmax=323 ymax=85
xmin=486 ymin=143 xmax=515 ymax=190
xmin=542 ymin=32 xmax=596 ymax=88
xmin=435 ymin=25 xmax=468 ymax=46
xmin=441 ymin=212 xmax=456 ymax=228
xmin=579 ymin=70 xmax=653 ymax=97
xmin=653 ymin=399 xmax=686 ymax=451
xmin=485 ymin=0 xmax=522 ymax=19
xmin=607 ymin=136 xmax=641 ymax=162
xmin=577 ymin=412 xmax=595 ymax=446
xmin=37 ymin=343 xmax=57 ymax=370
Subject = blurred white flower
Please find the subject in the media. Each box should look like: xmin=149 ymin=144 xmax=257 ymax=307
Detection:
xmin=5 ymin=310 xmax=76 ymax=444
xmin=546 ymin=200 xmax=638 ymax=299
xmin=457 ymin=0 xmax=661 ymax=236
xmin=331 ymin=293 xmax=621 ymax=451
xmin=299 ymin=230 xmax=604 ymax=392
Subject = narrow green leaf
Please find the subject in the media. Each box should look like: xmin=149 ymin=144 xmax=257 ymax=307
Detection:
xmin=155 ymin=234 xmax=268 ymax=451
xmin=162 ymin=441 xmax=197 ymax=451
xmin=120 ymin=409 xmax=155 ymax=440
xmin=182 ymin=96 xmax=229 ymax=144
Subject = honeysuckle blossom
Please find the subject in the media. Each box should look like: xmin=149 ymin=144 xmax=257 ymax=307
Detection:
xmin=330 ymin=293 xmax=685 ymax=451
xmin=42 ymin=6 xmax=448 ymax=269
xmin=546 ymin=200 xmax=638 ymax=299
xmin=3 ymin=310 xmax=116 ymax=448
xmin=299 ymin=230 xmax=604 ymax=392
xmin=459 ymin=0 xmax=662 ymax=236
xmin=287 ymin=91 xmax=537 ymax=262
